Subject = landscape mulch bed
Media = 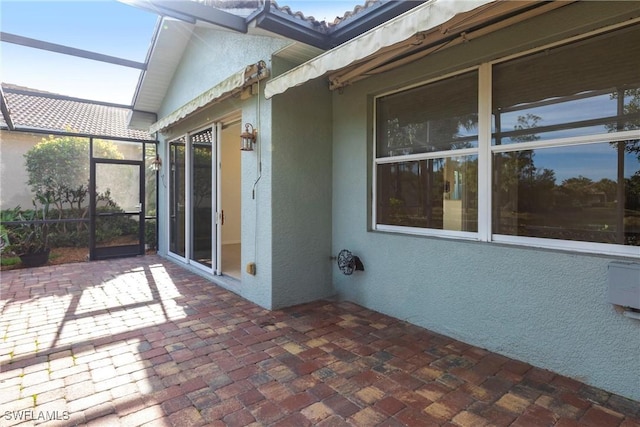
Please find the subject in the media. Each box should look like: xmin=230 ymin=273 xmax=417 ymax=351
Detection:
xmin=1 ymin=247 xmax=88 ymax=271
xmin=1 ymin=247 xmax=157 ymax=271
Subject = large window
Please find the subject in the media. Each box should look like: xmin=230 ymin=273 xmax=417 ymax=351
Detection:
xmin=375 ymin=71 xmax=479 ymax=235
xmin=374 ymin=24 xmax=640 ymax=255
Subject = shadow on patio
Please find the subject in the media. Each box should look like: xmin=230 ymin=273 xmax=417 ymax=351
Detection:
xmin=1 ymin=255 xmax=638 ymax=426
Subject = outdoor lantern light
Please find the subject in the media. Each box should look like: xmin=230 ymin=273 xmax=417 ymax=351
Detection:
xmin=151 ymin=154 xmax=162 ymax=171
xmin=240 ymin=123 xmax=257 ymax=151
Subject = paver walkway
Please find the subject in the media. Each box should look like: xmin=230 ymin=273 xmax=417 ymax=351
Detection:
xmin=1 ymin=255 xmax=638 ymax=427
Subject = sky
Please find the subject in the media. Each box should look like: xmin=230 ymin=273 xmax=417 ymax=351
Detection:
xmin=0 ymin=0 xmax=364 ymax=105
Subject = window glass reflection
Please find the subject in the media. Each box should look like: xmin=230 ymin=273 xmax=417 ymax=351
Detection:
xmin=492 ymin=27 xmax=640 ymax=145
xmin=377 ymin=156 xmax=478 ymax=231
xmin=169 ymin=136 xmax=186 ymax=257
xmin=376 ymin=71 xmax=478 ymax=157
xmin=190 ymin=129 xmax=213 ymax=268
xmin=493 ymin=141 xmax=640 ymax=245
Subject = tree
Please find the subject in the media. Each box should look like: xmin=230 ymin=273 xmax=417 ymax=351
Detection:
xmin=606 ymin=88 xmax=640 ymax=160
xmin=24 ymin=134 xmax=123 ymax=218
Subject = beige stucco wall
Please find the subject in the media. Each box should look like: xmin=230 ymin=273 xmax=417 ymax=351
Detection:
xmin=0 ymin=130 xmax=42 ymax=210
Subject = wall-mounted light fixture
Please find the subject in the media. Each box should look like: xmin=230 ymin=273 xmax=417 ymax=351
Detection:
xmin=240 ymin=123 xmax=257 ymax=151
xmin=151 ymin=154 xmax=162 ymax=171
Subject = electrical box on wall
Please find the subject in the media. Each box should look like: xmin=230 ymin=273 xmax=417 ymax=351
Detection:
xmin=607 ymin=262 xmax=640 ymax=310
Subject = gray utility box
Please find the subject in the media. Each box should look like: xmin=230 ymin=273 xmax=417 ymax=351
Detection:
xmin=608 ymin=262 xmax=640 ymax=309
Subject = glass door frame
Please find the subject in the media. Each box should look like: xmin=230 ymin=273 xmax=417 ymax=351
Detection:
xmin=166 ymin=123 xmax=222 ymax=275
xmin=215 ymin=122 xmax=222 ymax=275
xmin=89 ymin=158 xmax=145 ymax=260
xmin=168 ymin=136 xmax=187 ymax=263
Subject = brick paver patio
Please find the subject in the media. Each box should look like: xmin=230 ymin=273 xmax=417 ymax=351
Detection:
xmin=1 ymin=255 xmax=638 ymax=426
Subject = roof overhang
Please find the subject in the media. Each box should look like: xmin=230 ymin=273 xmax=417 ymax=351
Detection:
xmin=264 ymin=0 xmax=575 ymax=99
xmin=252 ymin=1 xmax=329 ymax=49
xmin=251 ymin=1 xmax=426 ymax=50
xmin=131 ymin=18 xmax=194 ymax=117
xmin=149 ymin=61 xmax=269 ymax=134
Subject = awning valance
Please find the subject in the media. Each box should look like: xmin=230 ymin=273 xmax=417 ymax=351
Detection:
xmin=150 ymin=61 xmax=269 ymax=134
xmin=264 ymin=0 xmax=492 ymax=99
xmin=264 ymin=0 xmax=574 ymax=99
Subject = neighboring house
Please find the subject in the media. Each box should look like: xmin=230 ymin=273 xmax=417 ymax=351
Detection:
xmin=0 ymin=84 xmax=155 ymax=209
xmin=85 ymin=0 xmax=640 ymax=401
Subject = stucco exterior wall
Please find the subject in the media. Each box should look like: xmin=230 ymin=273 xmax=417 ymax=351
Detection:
xmin=330 ymin=2 xmax=640 ymax=401
xmin=160 ymin=27 xmax=290 ymax=119
xmin=0 ymin=130 xmax=42 ymax=210
xmin=271 ymin=57 xmax=334 ymax=309
xmin=155 ymin=27 xmax=293 ymax=309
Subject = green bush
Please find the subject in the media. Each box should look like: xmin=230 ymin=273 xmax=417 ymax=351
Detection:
xmin=1 ymin=204 xmax=140 ymax=249
xmin=145 ymin=220 xmax=157 ymax=249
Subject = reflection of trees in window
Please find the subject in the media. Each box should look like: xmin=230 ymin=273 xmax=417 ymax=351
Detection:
xmin=606 ymin=88 xmax=640 ymax=135
xmin=377 ymin=70 xmax=478 ymax=157
xmin=493 ymin=114 xmax=549 ymax=228
xmin=379 ymin=160 xmax=445 ymax=228
xmin=493 ymin=141 xmax=639 ymax=246
xmin=169 ymin=139 xmax=186 ymax=256
xmin=376 ymin=71 xmax=479 ymax=231
xmin=192 ymin=146 xmax=212 ymax=209
xmin=606 ymin=87 xmax=640 ymax=243
xmin=378 ymin=156 xmax=477 ymax=231
xmin=381 ymin=115 xmax=477 ymax=156
xmin=493 ymin=84 xmax=640 ymax=246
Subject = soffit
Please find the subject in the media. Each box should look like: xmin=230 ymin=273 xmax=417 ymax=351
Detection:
xmin=264 ymin=0 xmax=576 ymax=99
xmin=272 ymin=41 xmax=325 ymax=66
xmin=246 ymin=22 xmax=325 ymax=66
xmin=132 ymin=18 xmax=195 ymax=114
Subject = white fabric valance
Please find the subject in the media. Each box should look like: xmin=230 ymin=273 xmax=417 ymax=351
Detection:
xmin=150 ymin=61 xmax=268 ymax=134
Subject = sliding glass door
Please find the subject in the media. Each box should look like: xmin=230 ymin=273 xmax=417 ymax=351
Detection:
xmin=169 ymin=136 xmax=186 ymax=258
xmin=168 ymin=126 xmax=218 ymax=273
xmin=190 ymin=128 xmax=214 ymax=268
xmin=167 ymin=116 xmax=248 ymax=276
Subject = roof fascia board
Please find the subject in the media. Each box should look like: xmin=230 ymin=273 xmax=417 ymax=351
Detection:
xmin=328 ymin=1 xmax=426 ymax=46
xmin=118 ymin=0 xmax=197 ymax=23
xmin=131 ymin=16 xmax=166 ymax=108
xmin=131 ymin=108 xmax=158 ymax=119
xmin=254 ymin=3 xmax=330 ymax=49
xmin=131 ymin=18 xmax=195 ymax=113
xmin=143 ymin=0 xmax=247 ymax=32
xmin=0 ymin=32 xmax=147 ymax=70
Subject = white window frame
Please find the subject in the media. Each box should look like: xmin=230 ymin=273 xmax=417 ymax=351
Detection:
xmin=372 ymin=21 xmax=640 ymax=259
xmin=373 ymin=66 xmax=481 ymax=240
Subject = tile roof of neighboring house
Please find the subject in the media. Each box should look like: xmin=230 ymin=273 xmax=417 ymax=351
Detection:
xmin=0 ymin=83 xmax=155 ymax=141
